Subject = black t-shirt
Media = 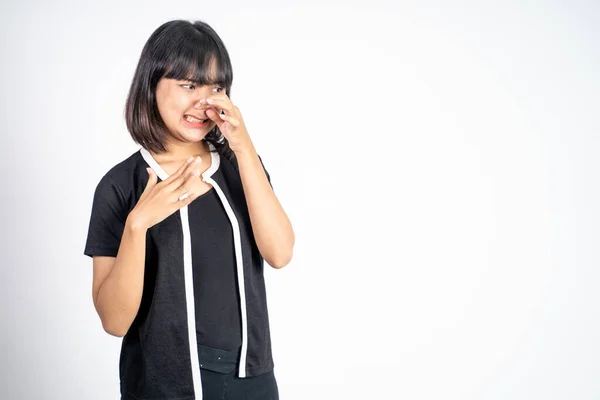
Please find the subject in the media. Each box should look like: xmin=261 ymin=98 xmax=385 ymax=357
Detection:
xmin=84 ymin=145 xmax=275 ymax=397
xmin=87 ymin=169 xmax=245 ymax=370
xmin=190 ymin=186 xmax=242 ymax=366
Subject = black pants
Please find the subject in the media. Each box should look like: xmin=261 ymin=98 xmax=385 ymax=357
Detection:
xmin=199 ymin=367 xmax=279 ymax=400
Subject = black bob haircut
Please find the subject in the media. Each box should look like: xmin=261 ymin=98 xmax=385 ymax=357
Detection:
xmin=125 ymin=19 xmax=234 ymax=159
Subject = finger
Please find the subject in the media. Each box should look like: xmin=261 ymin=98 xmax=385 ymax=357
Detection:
xmin=167 ymin=168 xmax=200 ymax=197
xmin=206 ymin=97 xmax=234 ymax=115
xmin=164 ymin=156 xmax=202 ymax=189
xmin=178 ymin=191 xmax=201 ymax=208
xmin=217 ymin=113 xmax=240 ymax=127
xmin=172 ymin=170 xmax=202 ymax=202
xmin=205 ymin=94 xmax=231 ymax=103
xmin=172 ymin=186 xmax=204 ymax=210
xmin=205 ymin=108 xmax=224 ymax=125
xmin=139 ymin=167 xmax=157 ymax=202
xmin=162 ymin=156 xmax=200 ymax=185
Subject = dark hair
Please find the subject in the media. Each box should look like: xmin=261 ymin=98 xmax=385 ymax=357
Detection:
xmin=125 ymin=19 xmax=234 ymax=159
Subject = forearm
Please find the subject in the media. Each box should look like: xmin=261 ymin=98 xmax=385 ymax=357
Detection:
xmin=96 ymin=216 xmax=147 ymax=336
xmin=235 ymin=144 xmax=295 ymax=268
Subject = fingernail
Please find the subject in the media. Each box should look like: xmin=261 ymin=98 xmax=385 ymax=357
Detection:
xmin=195 ymin=156 xmax=202 ymax=163
xmin=187 ymin=156 xmax=194 ymax=163
xmin=206 ymin=98 xmax=213 ymax=104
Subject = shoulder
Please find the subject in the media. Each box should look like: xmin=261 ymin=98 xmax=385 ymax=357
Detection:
xmin=94 ymin=150 xmax=146 ymax=210
xmin=103 ymin=149 xmax=144 ymax=182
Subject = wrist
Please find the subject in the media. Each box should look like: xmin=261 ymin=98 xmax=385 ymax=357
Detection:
xmin=232 ymin=140 xmax=256 ymax=158
xmin=126 ymin=212 xmax=149 ymax=233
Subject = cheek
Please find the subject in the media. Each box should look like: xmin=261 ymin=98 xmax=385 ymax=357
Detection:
xmin=158 ymin=97 xmax=186 ymax=124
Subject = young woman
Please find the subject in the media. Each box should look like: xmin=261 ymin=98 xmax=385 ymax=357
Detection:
xmin=84 ymin=19 xmax=294 ymax=400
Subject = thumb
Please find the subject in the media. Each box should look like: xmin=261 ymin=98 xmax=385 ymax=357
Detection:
xmin=146 ymin=167 xmax=157 ymax=186
xmin=206 ymin=108 xmax=223 ymax=125
xmin=141 ymin=167 xmax=157 ymax=198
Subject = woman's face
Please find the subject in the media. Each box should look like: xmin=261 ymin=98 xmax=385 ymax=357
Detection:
xmin=155 ymin=75 xmax=226 ymax=145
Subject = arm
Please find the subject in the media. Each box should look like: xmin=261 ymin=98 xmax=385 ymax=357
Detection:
xmin=93 ymin=217 xmax=147 ymax=337
xmin=235 ymin=144 xmax=295 ymax=269
xmin=200 ymin=93 xmax=295 ymax=268
xmin=87 ymin=159 xmax=203 ymax=336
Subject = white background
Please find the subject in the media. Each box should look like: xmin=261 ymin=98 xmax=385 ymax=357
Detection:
xmin=1 ymin=1 xmax=599 ymax=399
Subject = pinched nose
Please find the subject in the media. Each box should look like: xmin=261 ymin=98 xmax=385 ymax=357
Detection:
xmin=193 ymin=98 xmax=210 ymax=109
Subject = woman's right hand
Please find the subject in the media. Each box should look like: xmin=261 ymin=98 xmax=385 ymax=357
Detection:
xmin=128 ymin=156 xmax=206 ymax=230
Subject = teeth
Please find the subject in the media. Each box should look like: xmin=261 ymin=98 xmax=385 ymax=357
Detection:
xmin=185 ymin=115 xmax=205 ymax=123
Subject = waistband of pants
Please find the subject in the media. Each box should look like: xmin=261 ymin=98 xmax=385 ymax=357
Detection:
xmin=197 ymin=343 xmax=241 ymax=374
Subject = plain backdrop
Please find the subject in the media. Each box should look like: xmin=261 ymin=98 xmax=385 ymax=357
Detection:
xmin=1 ymin=1 xmax=599 ymax=399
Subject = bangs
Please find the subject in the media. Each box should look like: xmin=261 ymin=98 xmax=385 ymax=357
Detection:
xmin=162 ymin=37 xmax=232 ymax=88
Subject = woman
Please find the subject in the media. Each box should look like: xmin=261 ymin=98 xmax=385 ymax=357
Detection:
xmin=84 ymin=19 xmax=294 ymax=400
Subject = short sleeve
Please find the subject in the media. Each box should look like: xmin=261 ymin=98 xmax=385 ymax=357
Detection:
xmin=83 ymin=174 xmax=128 ymax=258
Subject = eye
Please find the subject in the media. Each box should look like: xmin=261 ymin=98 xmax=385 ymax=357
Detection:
xmin=181 ymin=83 xmax=196 ymax=90
xmin=212 ymin=86 xmax=224 ymax=93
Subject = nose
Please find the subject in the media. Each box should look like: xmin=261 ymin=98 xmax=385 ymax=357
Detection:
xmin=192 ymin=86 xmax=214 ymax=109
xmin=193 ymin=100 xmax=206 ymax=110
xmin=193 ymin=97 xmax=214 ymax=110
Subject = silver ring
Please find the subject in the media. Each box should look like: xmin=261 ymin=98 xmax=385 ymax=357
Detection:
xmin=178 ymin=193 xmax=189 ymax=201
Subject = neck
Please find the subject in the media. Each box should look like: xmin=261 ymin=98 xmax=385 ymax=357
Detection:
xmin=152 ymin=140 xmax=210 ymax=164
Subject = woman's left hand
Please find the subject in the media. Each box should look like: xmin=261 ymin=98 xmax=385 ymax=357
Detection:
xmin=202 ymin=95 xmax=252 ymax=154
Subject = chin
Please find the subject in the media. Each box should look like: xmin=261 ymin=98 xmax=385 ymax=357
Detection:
xmin=180 ymin=125 xmax=214 ymax=141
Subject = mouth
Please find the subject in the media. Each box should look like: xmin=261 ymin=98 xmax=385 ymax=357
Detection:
xmin=183 ymin=114 xmax=210 ymax=127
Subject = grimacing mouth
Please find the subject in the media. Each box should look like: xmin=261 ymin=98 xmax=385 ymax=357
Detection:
xmin=184 ymin=114 xmax=209 ymax=123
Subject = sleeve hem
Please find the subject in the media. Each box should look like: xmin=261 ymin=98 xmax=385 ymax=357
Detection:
xmin=84 ymin=247 xmax=119 ymax=258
